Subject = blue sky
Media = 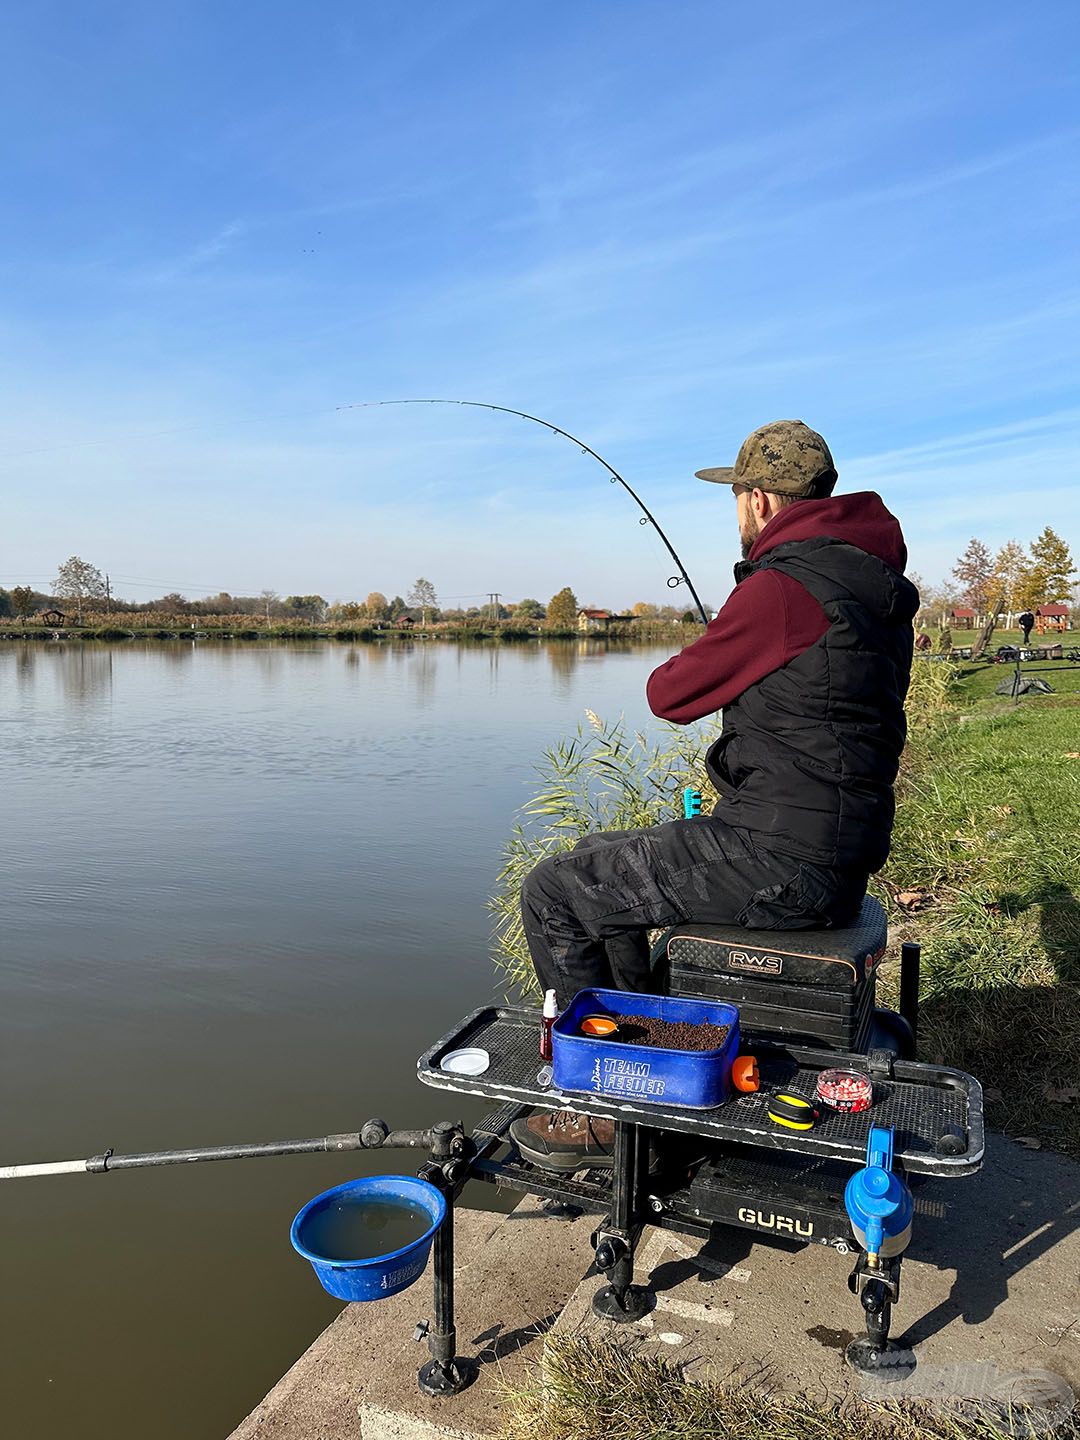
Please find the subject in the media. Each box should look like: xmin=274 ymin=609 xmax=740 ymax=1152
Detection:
xmin=1 ymin=2 xmax=1078 ymax=609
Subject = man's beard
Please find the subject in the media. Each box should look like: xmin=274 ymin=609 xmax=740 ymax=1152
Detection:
xmin=739 ymin=517 xmax=759 ymax=560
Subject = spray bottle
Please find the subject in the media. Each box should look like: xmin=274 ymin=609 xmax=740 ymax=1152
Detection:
xmin=539 ymin=989 xmax=558 ymax=1063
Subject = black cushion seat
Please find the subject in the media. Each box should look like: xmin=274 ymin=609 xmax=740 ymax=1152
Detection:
xmin=661 ymin=894 xmax=888 ymax=991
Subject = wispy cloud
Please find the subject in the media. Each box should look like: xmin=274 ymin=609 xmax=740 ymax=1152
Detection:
xmin=136 ymin=220 xmax=247 ymax=286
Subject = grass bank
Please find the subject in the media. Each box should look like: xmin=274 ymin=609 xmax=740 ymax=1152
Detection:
xmin=875 ymin=664 xmax=1080 ymax=1158
xmin=499 ymin=1333 xmax=1075 ymax=1440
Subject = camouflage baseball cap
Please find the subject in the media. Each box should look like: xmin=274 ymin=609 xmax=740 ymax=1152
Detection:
xmin=695 ymin=419 xmax=837 ymax=498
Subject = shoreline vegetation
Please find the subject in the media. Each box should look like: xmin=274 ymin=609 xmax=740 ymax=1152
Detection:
xmin=0 ymin=618 xmax=701 ymax=643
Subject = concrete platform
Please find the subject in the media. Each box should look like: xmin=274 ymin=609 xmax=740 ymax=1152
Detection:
xmin=230 ymin=1133 xmax=1079 ymax=1438
xmin=227 ymin=1195 xmax=598 ymax=1440
xmin=552 ymin=1132 xmax=1079 ymax=1427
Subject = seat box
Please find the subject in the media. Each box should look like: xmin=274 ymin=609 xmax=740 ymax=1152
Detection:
xmin=655 ymin=894 xmax=887 ymax=1052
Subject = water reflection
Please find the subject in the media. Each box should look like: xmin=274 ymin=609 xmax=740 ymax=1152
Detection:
xmin=543 ymin=639 xmax=580 ymax=695
xmin=13 ymin=643 xmax=36 ymax=687
xmin=50 ymin=644 xmax=116 ymax=709
xmin=151 ymin=641 xmax=194 ymax=670
xmin=410 ymin=645 xmax=438 ymax=706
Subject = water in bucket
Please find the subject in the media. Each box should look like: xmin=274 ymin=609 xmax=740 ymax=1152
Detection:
xmin=298 ymin=1194 xmax=431 ymax=1263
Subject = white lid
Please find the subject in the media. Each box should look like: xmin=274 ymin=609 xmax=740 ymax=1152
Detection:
xmin=439 ymin=1048 xmax=490 ymax=1077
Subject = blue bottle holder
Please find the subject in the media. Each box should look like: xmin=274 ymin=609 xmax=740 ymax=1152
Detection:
xmin=291 ymin=1174 xmax=446 ymax=1302
xmin=552 ymin=988 xmax=740 ymax=1109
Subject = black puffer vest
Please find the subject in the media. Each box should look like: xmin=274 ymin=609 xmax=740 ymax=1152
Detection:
xmin=705 ymin=537 xmax=919 ymax=871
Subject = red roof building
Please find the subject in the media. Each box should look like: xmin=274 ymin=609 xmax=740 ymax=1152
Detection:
xmin=577 ymin=608 xmax=611 ymax=632
xmin=1036 ymin=604 xmax=1070 ymax=633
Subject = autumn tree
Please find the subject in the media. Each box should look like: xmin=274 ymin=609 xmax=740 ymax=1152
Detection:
xmin=512 ymin=598 xmax=545 ymax=620
xmin=632 ymin=601 xmax=659 ymax=618
xmin=156 ymin=592 xmax=190 ymax=615
xmin=11 ymin=585 xmax=36 ymax=619
xmin=407 ymin=577 xmax=438 ymax=626
xmin=989 ymin=540 xmax=1029 ymax=613
xmin=330 ymin=601 xmax=365 ymax=622
xmin=52 ymin=556 xmax=106 ymax=622
xmin=951 ymin=538 xmax=994 ymax=615
xmin=546 ymin=586 xmax=578 ymax=629
xmin=364 ymin=591 xmax=390 ymax=622
xmin=1019 ymin=526 xmax=1077 ymax=607
xmin=912 ymin=576 xmax=960 ymax=627
xmin=284 ymin=595 xmax=327 ymax=621
xmin=259 ymin=589 xmax=281 ymax=623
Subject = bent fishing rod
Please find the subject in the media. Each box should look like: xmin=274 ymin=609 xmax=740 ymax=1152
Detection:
xmin=335 ymin=398 xmax=709 ymax=627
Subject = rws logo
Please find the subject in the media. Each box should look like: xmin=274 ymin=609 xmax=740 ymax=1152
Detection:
xmin=728 ymin=950 xmax=784 ymax=976
xmin=737 ymin=1207 xmax=813 ymax=1237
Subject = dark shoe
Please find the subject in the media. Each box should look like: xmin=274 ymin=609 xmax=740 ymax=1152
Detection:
xmin=510 ymin=1109 xmax=615 ymax=1172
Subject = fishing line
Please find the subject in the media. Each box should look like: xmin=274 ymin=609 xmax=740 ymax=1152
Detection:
xmin=336 ymin=398 xmax=709 ymax=626
xmin=6 ymin=395 xmax=710 ymax=622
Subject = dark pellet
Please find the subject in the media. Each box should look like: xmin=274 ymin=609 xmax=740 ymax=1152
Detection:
xmin=608 ymin=1015 xmax=730 ymax=1052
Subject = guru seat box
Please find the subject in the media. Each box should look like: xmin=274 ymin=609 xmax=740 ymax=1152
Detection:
xmin=656 ymin=894 xmax=887 ymax=1051
xmin=552 ymin=989 xmax=740 ymax=1109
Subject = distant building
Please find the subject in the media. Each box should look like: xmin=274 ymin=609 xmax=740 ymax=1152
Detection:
xmin=394 ymin=614 xmax=415 ymax=629
xmin=1036 ymin=603 xmax=1069 ymax=634
xmin=576 ymin=609 xmax=634 ymax=633
xmin=577 ymin=608 xmax=610 ymax=633
xmin=42 ymin=608 xmax=66 ymax=627
xmin=949 ymin=607 xmax=976 ymax=630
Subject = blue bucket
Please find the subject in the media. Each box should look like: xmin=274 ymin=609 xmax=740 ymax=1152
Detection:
xmin=291 ymin=1175 xmax=446 ymax=1302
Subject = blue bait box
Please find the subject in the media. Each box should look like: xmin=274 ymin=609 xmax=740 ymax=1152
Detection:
xmin=552 ymin=989 xmax=740 ymax=1109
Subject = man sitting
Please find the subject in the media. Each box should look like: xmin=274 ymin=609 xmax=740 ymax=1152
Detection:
xmin=510 ymin=420 xmax=919 ymax=1172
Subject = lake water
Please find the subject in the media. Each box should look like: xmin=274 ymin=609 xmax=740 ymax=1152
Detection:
xmin=0 ymin=637 xmax=675 ymax=1440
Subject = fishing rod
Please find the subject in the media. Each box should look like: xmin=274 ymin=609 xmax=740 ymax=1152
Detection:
xmin=335 ymin=399 xmax=710 ymax=627
xmin=0 ymin=1119 xmax=442 ymax=1180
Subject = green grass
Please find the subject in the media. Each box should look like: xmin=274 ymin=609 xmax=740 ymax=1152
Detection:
xmin=498 ymin=1334 xmax=1076 ymax=1440
xmin=946 ymin=660 xmax=1080 ymax=704
xmin=876 ymin=674 xmax=1080 ymax=1155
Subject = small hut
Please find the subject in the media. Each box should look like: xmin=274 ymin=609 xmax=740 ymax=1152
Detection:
xmin=577 ymin=608 xmax=611 ymax=633
xmin=394 ymin=614 xmax=415 ymax=630
xmin=949 ymin=607 xmax=976 ymax=630
xmin=1036 ymin=603 xmax=1069 ymax=634
xmin=42 ymin=608 xmax=66 ymax=627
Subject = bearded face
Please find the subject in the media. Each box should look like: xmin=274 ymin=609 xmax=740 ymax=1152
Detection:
xmin=736 ymin=489 xmax=761 ymax=559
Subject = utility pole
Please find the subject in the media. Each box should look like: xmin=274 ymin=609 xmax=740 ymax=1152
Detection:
xmin=105 ymin=574 xmax=111 ymax=609
xmin=487 ymin=592 xmax=501 ymax=624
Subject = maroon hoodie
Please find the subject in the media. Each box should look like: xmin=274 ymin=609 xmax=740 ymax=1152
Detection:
xmin=647 ymin=492 xmax=909 ymax=724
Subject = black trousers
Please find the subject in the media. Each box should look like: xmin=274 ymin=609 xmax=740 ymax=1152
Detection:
xmin=520 ymin=818 xmax=865 ymax=1008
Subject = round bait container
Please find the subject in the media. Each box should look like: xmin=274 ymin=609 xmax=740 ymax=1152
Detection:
xmin=815 ymin=1068 xmax=873 ymax=1114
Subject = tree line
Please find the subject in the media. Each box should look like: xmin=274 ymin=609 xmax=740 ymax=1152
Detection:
xmin=4 ymin=537 xmax=1075 ymax=630
xmin=0 ymin=565 xmax=698 ymax=629
xmin=913 ymin=526 xmax=1076 ymax=622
